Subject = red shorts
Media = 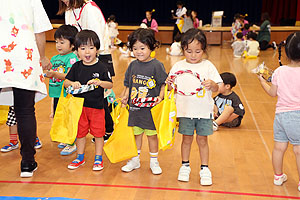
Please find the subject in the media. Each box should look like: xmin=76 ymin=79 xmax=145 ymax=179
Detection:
xmin=77 ymin=107 xmax=105 ymax=138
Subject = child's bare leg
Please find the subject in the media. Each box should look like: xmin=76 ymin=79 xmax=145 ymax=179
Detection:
xmin=272 ymin=141 xmax=288 ymax=174
xmin=49 ymin=98 xmax=54 ymax=118
xmin=76 ymin=137 xmax=86 ymax=154
xmin=94 ymin=137 xmax=104 ymax=155
xmin=181 ymin=135 xmax=193 ymax=161
xmin=196 ymin=135 xmax=209 ymax=165
xmin=135 ymin=134 xmax=143 ymax=150
xmin=293 ymin=145 xmax=300 ymax=178
xmin=215 ymin=106 xmax=238 ymax=125
xmin=147 ymin=135 xmax=158 ymax=153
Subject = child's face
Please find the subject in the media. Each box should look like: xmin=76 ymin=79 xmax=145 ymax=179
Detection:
xmin=132 ymin=40 xmax=152 ymax=62
xmin=55 ymin=38 xmax=73 ymax=56
xmin=77 ymin=41 xmax=98 ymax=65
xmin=183 ymin=40 xmax=204 ymax=64
xmin=146 ymin=12 xmax=151 ymax=20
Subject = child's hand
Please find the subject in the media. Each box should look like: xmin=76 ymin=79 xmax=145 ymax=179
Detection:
xmin=257 ymin=74 xmax=267 ymax=83
xmin=87 ymin=79 xmax=101 ymax=86
xmin=155 ymin=96 xmax=163 ymax=105
xmin=202 ymin=79 xmax=215 ymax=90
xmin=71 ymin=81 xmax=81 ymax=89
xmin=121 ymin=96 xmax=128 ymax=106
xmin=45 ymin=70 xmax=54 ymax=78
xmin=165 ymin=76 xmax=175 ymax=86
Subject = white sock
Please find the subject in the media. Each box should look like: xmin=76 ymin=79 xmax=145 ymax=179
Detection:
xmin=150 ymin=152 xmax=158 ymax=162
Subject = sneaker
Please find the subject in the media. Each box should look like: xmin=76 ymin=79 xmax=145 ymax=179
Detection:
xmin=1 ymin=142 xmax=19 ymax=152
xmin=34 ymin=138 xmax=42 ymax=149
xmin=20 ymin=161 xmax=38 ymax=178
xmin=58 ymin=143 xmax=67 ymax=149
xmin=298 ymin=182 xmax=300 ymax=192
xmin=93 ymin=160 xmax=104 ymax=171
xmin=121 ymin=157 xmax=140 ymax=172
xmin=68 ymin=159 xmax=85 ymax=170
xmin=274 ymin=174 xmax=287 ymax=186
xmin=91 ymin=138 xmax=95 ymax=143
xmin=213 ymin=121 xmax=218 ymax=131
xmin=60 ymin=144 xmax=77 ymax=156
xmin=150 ymin=160 xmax=162 ymax=175
xmin=178 ymin=165 xmax=191 ymax=182
xmin=272 ymin=41 xmax=277 ymax=50
xmin=104 ymin=134 xmax=111 ymax=143
xmin=200 ymin=167 xmax=213 ymax=185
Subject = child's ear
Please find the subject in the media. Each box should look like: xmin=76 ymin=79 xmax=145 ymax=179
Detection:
xmin=225 ymin=84 xmax=231 ymax=90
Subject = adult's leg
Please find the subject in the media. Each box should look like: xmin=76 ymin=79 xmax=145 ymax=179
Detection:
xmin=104 ymin=98 xmax=113 ymax=134
xmin=13 ymin=88 xmax=36 ymax=163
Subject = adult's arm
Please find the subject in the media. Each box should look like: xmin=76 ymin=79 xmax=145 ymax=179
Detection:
xmin=35 ymin=32 xmax=51 ymax=70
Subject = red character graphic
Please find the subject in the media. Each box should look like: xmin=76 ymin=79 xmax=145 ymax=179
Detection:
xmin=21 ymin=67 xmax=33 ymax=79
xmin=1 ymin=42 xmax=17 ymax=52
xmin=25 ymin=48 xmax=33 ymax=61
xmin=39 ymin=74 xmax=45 ymax=83
xmin=3 ymin=59 xmax=14 ymax=73
xmin=11 ymin=26 xmax=19 ymax=37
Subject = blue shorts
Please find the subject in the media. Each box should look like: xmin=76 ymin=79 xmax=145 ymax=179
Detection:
xmin=274 ymin=110 xmax=300 ymax=145
xmin=178 ymin=117 xmax=213 ymax=136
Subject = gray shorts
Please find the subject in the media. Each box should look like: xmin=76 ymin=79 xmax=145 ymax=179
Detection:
xmin=178 ymin=117 xmax=213 ymax=136
xmin=274 ymin=110 xmax=300 ymax=145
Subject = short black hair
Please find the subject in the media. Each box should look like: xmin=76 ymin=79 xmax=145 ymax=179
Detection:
xmin=176 ymin=1 xmax=184 ymax=6
xmin=74 ymin=30 xmax=100 ymax=50
xmin=128 ymin=28 xmax=159 ymax=51
xmin=174 ymin=33 xmax=181 ymax=42
xmin=236 ymin=32 xmax=243 ymax=39
xmin=181 ymin=28 xmax=207 ymax=52
xmin=285 ymin=32 xmax=300 ymax=62
xmin=247 ymin=31 xmax=257 ymax=40
xmin=54 ymin=25 xmax=78 ymax=47
xmin=220 ymin=72 xmax=237 ymax=88
xmin=244 ymin=23 xmax=250 ymax=30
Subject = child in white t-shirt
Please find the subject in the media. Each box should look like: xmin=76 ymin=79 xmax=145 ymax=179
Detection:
xmin=166 ymin=34 xmax=182 ymax=56
xmin=166 ymin=28 xmax=222 ymax=185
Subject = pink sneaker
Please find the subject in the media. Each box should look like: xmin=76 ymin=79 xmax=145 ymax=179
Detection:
xmin=68 ymin=159 xmax=85 ymax=170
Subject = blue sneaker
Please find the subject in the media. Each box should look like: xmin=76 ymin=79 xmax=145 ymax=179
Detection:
xmin=60 ymin=144 xmax=77 ymax=156
xmin=34 ymin=137 xmax=42 ymax=149
xmin=58 ymin=143 xmax=67 ymax=149
xmin=1 ymin=142 xmax=19 ymax=152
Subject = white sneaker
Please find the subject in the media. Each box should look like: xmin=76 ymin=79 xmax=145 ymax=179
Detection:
xmin=298 ymin=182 xmax=300 ymax=192
xmin=178 ymin=165 xmax=191 ymax=182
xmin=200 ymin=167 xmax=212 ymax=185
xmin=274 ymin=174 xmax=287 ymax=185
xmin=213 ymin=121 xmax=218 ymax=131
xmin=272 ymin=41 xmax=277 ymax=50
xmin=121 ymin=157 xmax=140 ymax=172
xmin=150 ymin=161 xmax=162 ymax=175
xmin=60 ymin=144 xmax=77 ymax=156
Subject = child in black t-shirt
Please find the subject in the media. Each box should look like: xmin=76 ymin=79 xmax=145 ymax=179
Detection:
xmin=213 ymin=72 xmax=245 ymax=131
xmin=64 ymin=30 xmax=113 ymax=171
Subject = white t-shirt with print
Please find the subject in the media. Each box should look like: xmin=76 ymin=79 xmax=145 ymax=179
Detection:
xmin=170 ymin=59 xmax=223 ymax=119
xmin=0 ymin=0 xmax=52 ymax=105
xmin=176 ymin=7 xmax=187 ymax=24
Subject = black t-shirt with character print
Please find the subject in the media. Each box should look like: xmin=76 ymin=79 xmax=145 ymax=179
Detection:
xmin=66 ymin=60 xmax=112 ymax=109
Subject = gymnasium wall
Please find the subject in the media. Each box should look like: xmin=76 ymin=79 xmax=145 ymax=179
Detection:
xmin=42 ymin=0 xmax=263 ymax=26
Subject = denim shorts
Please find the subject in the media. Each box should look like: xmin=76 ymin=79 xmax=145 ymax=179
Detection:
xmin=273 ymin=110 xmax=300 ymax=145
xmin=178 ymin=117 xmax=213 ymax=136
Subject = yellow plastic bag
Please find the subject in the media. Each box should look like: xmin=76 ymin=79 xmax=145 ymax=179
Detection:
xmin=110 ymin=98 xmax=121 ymax=124
xmin=177 ymin=19 xmax=184 ymax=33
xmin=50 ymin=86 xmax=84 ymax=144
xmin=104 ymin=106 xmax=138 ymax=163
xmin=0 ymin=105 xmax=9 ymax=125
xmin=151 ymin=86 xmax=177 ymax=150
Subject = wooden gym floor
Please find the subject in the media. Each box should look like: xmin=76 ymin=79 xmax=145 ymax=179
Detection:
xmin=0 ymin=42 xmax=299 ymax=200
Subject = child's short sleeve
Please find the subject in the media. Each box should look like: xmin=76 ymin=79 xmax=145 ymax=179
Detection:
xmin=66 ymin=54 xmax=79 ymax=71
xmin=272 ymin=68 xmax=278 ymax=86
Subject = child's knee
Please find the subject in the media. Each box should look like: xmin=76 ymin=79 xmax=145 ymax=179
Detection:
xmin=196 ymin=135 xmax=208 ymax=146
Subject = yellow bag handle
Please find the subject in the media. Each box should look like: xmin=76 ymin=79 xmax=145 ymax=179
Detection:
xmin=164 ymin=84 xmax=175 ymax=101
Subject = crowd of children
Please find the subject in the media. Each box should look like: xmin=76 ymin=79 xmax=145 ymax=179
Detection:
xmin=1 ymin=0 xmax=300 ymax=192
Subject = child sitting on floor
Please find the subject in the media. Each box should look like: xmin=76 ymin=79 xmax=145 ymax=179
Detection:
xmin=213 ymin=72 xmax=245 ymax=131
